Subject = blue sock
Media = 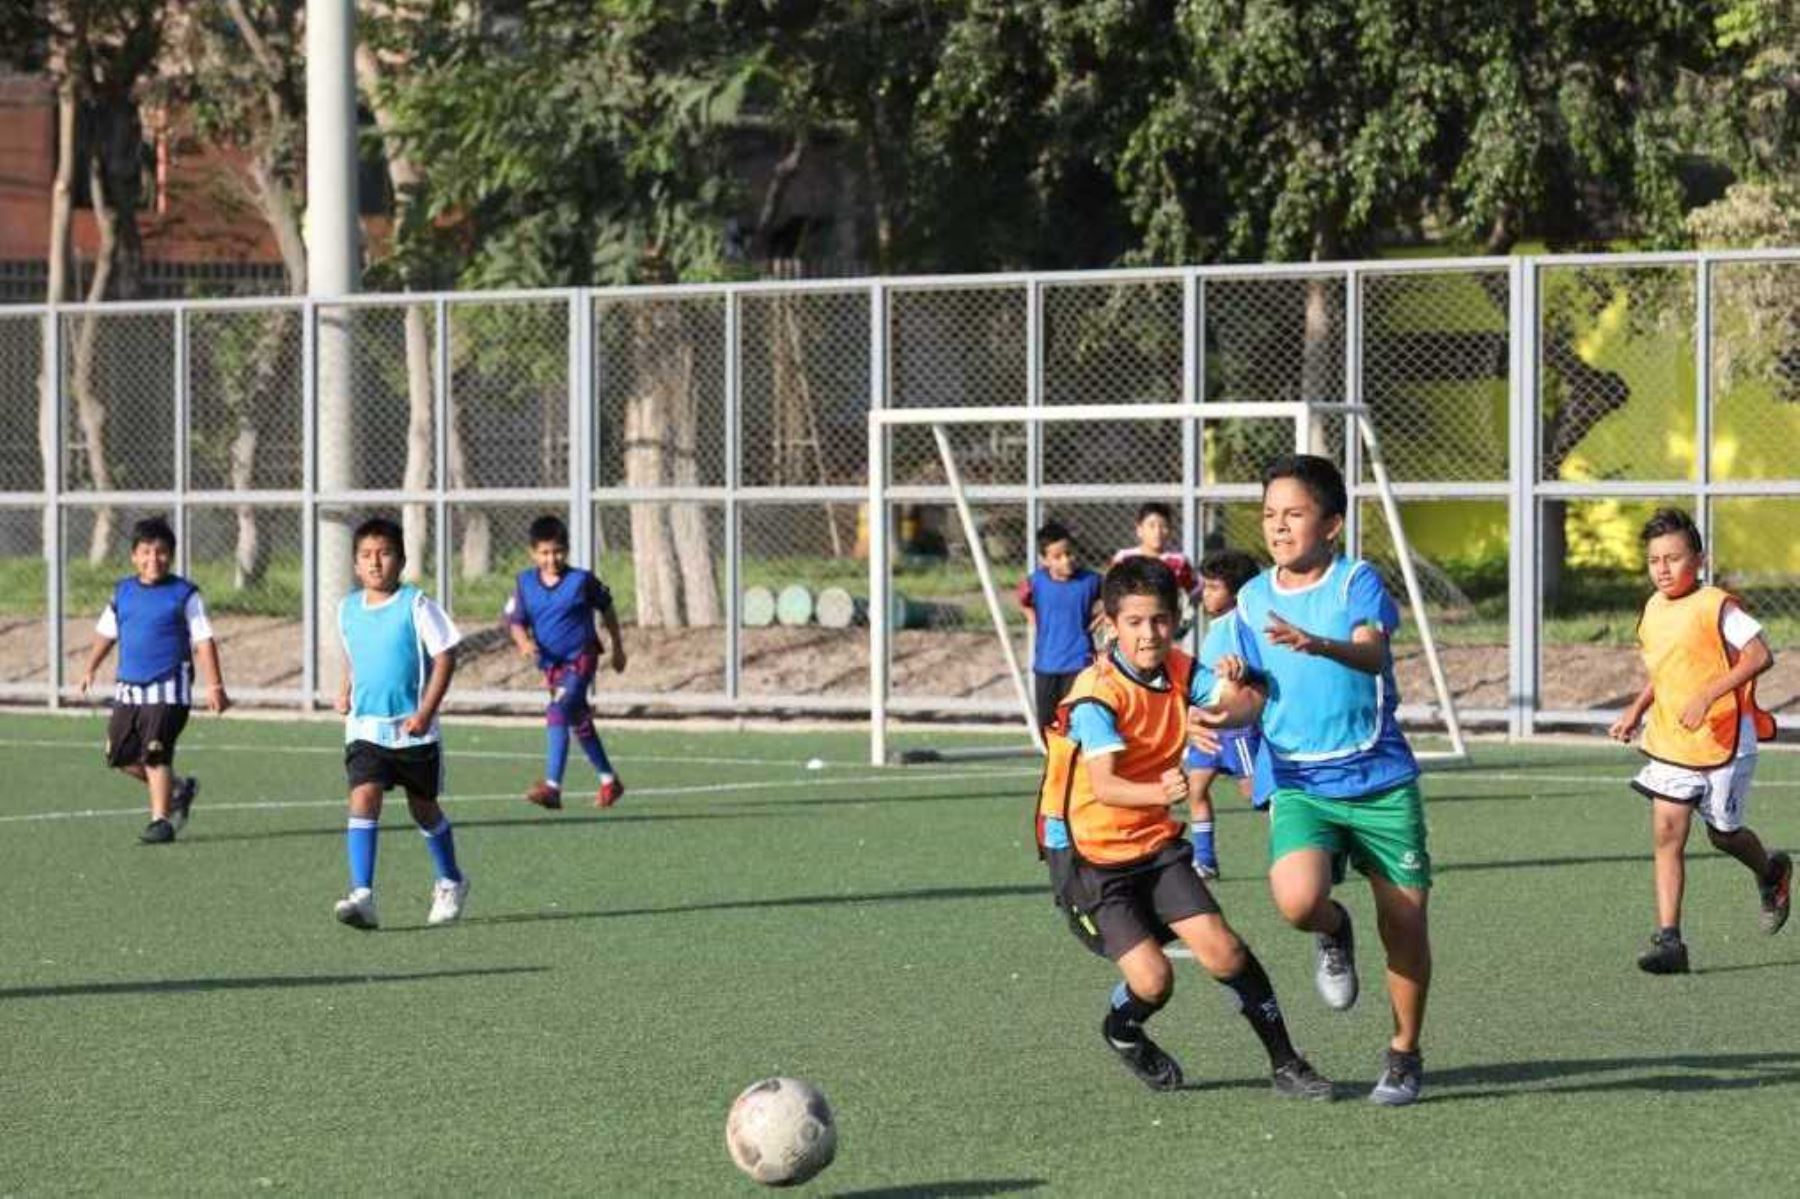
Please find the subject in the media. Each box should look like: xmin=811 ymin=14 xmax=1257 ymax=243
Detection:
xmin=1192 ymin=820 xmax=1217 ymax=868
xmin=544 ymin=722 xmax=570 ymax=787
xmin=419 ymin=816 xmax=463 ymax=883
xmin=347 ymin=817 xmax=379 ymax=891
xmin=575 ymin=722 xmax=615 ymax=778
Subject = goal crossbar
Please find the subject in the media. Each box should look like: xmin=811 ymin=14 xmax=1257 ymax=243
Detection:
xmin=867 ymin=400 xmax=1469 ymax=769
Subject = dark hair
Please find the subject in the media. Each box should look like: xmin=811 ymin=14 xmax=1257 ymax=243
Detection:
xmin=129 ymin=516 xmax=176 ymax=553
xmin=1035 ymin=520 xmax=1074 ymax=556
xmin=1135 ymin=501 xmax=1174 ymax=525
xmin=1102 ymin=555 xmax=1179 ymax=617
xmin=1199 ymin=548 xmax=1260 ymax=595
xmin=352 ymin=516 xmax=406 ymax=561
xmin=529 ymin=514 xmax=570 ymax=548
xmin=1261 ymin=453 xmax=1347 ymax=520
xmin=1640 ymin=507 xmax=1703 ymax=555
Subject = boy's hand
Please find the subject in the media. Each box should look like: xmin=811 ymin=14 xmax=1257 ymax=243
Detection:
xmin=1607 ymin=712 xmax=1640 ymax=743
xmin=206 ymin=685 xmax=232 ymax=715
xmin=1159 ymin=767 xmax=1189 ymax=804
xmin=1264 ymin=614 xmax=1318 ymax=654
xmin=1678 ymin=695 xmax=1712 ymax=731
xmin=333 ymin=688 xmax=351 ymax=715
xmin=518 ymin=639 xmax=538 ymax=660
xmin=402 ymin=711 xmax=432 ymax=736
xmin=78 ymin=669 xmax=94 ymax=698
xmin=609 ymin=642 xmax=628 ymax=673
xmin=1214 ymin=654 xmax=1247 ymax=682
xmin=1187 ymin=706 xmax=1225 ymax=754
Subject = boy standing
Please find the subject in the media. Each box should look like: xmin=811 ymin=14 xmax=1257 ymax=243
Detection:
xmin=1197 ymin=453 xmax=1432 ymax=1106
xmin=1016 ymin=520 xmax=1103 ymax=731
xmin=79 ymin=516 xmax=229 ymax=844
xmin=333 ymin=518 xmax=468 ymax=930
xmin=505 ymin=514 xmax=629 ymax=809
xmin=1110 ymin=502 xmax=1199 ymax=600
xmin=1607 ymin=507 xmax=1788 ymax=974
xmin=1036 ymin=555 xmax=1331 ymax=1100
xmin=1183 ymin=548 xmax=1268 ymax=879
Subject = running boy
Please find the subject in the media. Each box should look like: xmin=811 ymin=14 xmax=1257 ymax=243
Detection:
xmin=1183 ymin=548 xmax=1267 ymax=879
xmin=1111 ymin=501 xmax=1199 ymax=600
xmin=505 ymin=514 xmax=629 ymax=809
xmin=79 ymin=516 xmax=229 ymax=844
xmin=1196 ymin=453 xmax=1432 ymax=1106
xmin=1036 ymin=555 xmax=1332 ymax=1100
xmin=1016 ymin=520 xmax=1103 ymax=731
xmin=1607 ymin=507 xmax=1788 ymax=974
xmin=332 ymin=517 xmax=467 ymax=930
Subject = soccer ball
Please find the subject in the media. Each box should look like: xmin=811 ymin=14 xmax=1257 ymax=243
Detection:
xmin=725 ymin=1076 xmax=837 ymax=1186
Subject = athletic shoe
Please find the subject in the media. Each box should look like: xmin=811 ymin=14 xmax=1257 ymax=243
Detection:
xmin=1100 ymin=1020 xmax=1184 ymax=1091
xmin=1370 ymin=1048 xmax=1424 ymax=1107
xmin=428 ymin=877 xmax=470 ymax=926
xmin=596 ymin=777 xmax=625 ymax=808
xmin=1759 ymin=851 xmax=1791 ymax=935
xmin=1314 ymin=904 xmax=1358 ymax=1010
xmin=1636 ymin=930 xmax=1689 ymax=975
xmin=1193 ymin=859 xmax=1220 ymax=881
xmin=1271 ymin=1057 xmax=1334 ymax=1101
xmin=524 ymin=780 xmax=563 ymax=810
xmin=139 ymin=818 xmax=175 ymax=845
xmin=170 ymin=776 xmax=198 ymax=831
xmin=334 ymin=888 xmax=380 ymax=931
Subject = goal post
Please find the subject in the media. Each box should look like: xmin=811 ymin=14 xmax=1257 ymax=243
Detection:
xmin=867 ymin=401 xmax=1469 ymax=768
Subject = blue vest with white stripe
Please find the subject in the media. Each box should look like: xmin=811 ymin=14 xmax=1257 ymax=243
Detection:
xmin=340 ymin=586 xmax=430 ymax=722
xmin=113 ymin=576 xmax=197 ymax=685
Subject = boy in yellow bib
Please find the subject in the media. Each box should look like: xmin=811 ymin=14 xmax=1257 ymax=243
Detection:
xmin=1609 ymin=508 xmax=1788 ymax=974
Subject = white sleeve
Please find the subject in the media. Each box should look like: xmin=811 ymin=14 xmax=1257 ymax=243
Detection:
xmin=1722 ymin=604 xmax=1764 ymax=650
xmin=185 ymin=591 xmax=215 ymax=643
xmin=415 ymin=594 xmax=462 ymax=657
xmin=95 ymin=603 xmax=118 ymax=640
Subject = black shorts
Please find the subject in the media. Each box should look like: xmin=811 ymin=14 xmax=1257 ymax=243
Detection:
xmin=1046 ymin=839 xmax=1221 ymax=960
xmin=105 ymin=703 xmax=189 ymax=768
xmin=1034 ymin=671 xmax=1083 ymax=729
xmin=345 ymin=741 xmax=444 ymax=799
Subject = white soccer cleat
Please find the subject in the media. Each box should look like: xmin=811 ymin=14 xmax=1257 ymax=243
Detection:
xmin=428 ymin=877 xmax=469 ymax=926
xmin=334 ymin=887 xmax=379 ymax=930
xmin=1314 ymin=904 xmax=1359 ymax=1011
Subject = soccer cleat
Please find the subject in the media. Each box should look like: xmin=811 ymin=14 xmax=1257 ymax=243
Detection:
xmin=1636 ymin=930 xmax=1689 ymax=975
xmin=596 ymin=777 xmax=625 ymax=808
xmin=427 ymin=877 xmax=470 ymax=926
xmin=1313 ymin=905 xmax=1359 ymax=1010
xmin=1271 ymin=1057 xmax=1335 ymax=1101
xmin=1193 ymin=858 xmax=1220 ymax=881
xmin=170 ymin=776 xmax=198 ymax=831
xmin=524 ymin=780 xmax=563 ymax=811
xmin=1759 ymin=851 xmax=1791 ymax=935
xmin=1370 ymin=1048 xmax=1424 ymax=1107
xmin=333 ymin=888 xmax=380 ymax=931
xmin=139 ymin=818 xmax=175 ymax=845
xmin=1101 ymin=1020 xmax=1184 ymax=1091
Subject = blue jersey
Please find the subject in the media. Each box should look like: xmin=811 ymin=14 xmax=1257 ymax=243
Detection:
xmin=1187 ymin=607 xmax=1265 ymax=783
xmin=1021 ymin=567 xmax=1102 ymax=674
xmin=505 ymin=568 xmax=613 ymax=669
xmin=108 ymin=575 xmax=200 ymax=695
xmin=338 ymin=585 xmax=462 ymax=748
xmin=1228 ymin=558 xmax=1417 ymax=799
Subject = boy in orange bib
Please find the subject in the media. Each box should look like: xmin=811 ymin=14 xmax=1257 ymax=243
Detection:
xmin=1609 ymin=508 xmax=1789 ymax=974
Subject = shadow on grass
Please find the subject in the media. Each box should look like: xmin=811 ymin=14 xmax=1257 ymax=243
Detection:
xmin=1428 ymin=1051 xmax=1800 ymax=1101
xmin=834 ymin=1182 xmax=1046 ymax=1198
xmin=1691 ymin=957 xmax=1800 ymax=976
xmin=0 ymin=964 xmax=546 ymax=1001
xmin=386 ymin=883 xmax=1048 ymax=933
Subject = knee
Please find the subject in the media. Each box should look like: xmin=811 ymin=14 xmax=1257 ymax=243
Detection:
xmin=1128 ymin=959 xmax=1175 ymax=1006
xmin=1272 ymin=887 xmax=1325 ymax=929
xmin=1197 ymin=932 xmax=1247 ymax=979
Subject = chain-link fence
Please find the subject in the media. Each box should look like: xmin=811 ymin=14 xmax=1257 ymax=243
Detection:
xmin=2 ymin=254 xmax=1797 ymax=733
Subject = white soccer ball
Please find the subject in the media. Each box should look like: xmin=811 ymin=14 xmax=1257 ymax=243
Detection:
xmin=725 ymin=1076 xmax=837 ymax=1187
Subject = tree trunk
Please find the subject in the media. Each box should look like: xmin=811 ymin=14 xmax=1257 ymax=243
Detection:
xmin=400 ymin=304 xmax=432 ymax=583
xmin=667 ymin=326 xmax=717 ymax=627
xmin=446 ymin=385 xmax=489 ymax=579
xmin=41 ymin=77 xmax=76 ymax=559
xmin=73 ymin=153 xmax=119 ymax=565
xmin=625 ymin=305 xmax=679 ymax=628
xmin=1299 ymin=216 xmax=1342 ymax=456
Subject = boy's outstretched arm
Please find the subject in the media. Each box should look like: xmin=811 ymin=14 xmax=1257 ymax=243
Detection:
xmin=78 ymin=634 xmax=115 ymax=697
xmin=1679 ymin=633 xmax=1773 ymax=731
xmin=194 ymin=638 xmax=231 ymax=714
xmin=1264 ymin=614 xmax=1388 ymax=674
xmin=404 ymin=649 xmax=456 ymax=736
xmin=1609 ymin=682 xmax=1654 ymax=742
xmin=1188 ymin=676 xmax=1266 ymax=754
xmin=1086 ymin=750 xmax=1188 ymax=809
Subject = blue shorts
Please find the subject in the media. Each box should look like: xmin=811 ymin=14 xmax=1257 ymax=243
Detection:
xmin=1184 ymin=727 xmax=1261 ymax=778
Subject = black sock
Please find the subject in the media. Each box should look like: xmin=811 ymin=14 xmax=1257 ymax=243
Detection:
xmin=1218 ymin=950 xmax=1299 ymax=1069
xmin=1658 ymin=924 xmax=1681 ymax=942
xmin=1104 ymin=982 xmax=1164 ymax=1044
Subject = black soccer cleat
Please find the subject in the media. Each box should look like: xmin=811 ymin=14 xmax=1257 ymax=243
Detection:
xmin=1759 ymin=851 xmax=1791 ymax=935
xmin=1636 ymin=931 xmax=1690 ymax=975
xmin=170 ymin=776 xmax=199 ymax=832
xmin=1101 ymin=1019 xmax=1184 ymax=1091
xmin=1271 ymin=1056 xmax=1335 ymax=1101
xmin=139 ymin=818 xmax=175 ymax=845
xmin=1369 ymin=1048 xmax=1425 ymax=1107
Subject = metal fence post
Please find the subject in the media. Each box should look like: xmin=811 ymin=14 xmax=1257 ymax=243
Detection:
xmin=1343 ymin=266 xmax=1363 ymax=557
xmin=1695 ymin=256 xmax=1713 ymax=581
xmin=1024 ymin=280 xmax=1042 ymax=665
xmin=724 ymin=289 xmax=742 ymax=701
xmin=570 ymin=290 xmax=594 ymax=567
xmin=300 ymin=298 xmax=318 ymax=709
xmin=173 ymin=304 xmax=190 ymax=577
xmin=433 ymin=298 xmax=451 ymax=606
xmin=45 ymin=307 xmax=63 ymax=709
xmin=1181 ymin=271 xmax=1201 ymax=651
xmin=868 ymin=281 xmax=889 ymax=765
xmin=1508 ymin=258 xmax=1539 ymax=737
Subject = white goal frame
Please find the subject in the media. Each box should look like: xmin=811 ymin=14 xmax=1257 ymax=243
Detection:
xmin=866 ymin=401 xmax=1469 ymax=768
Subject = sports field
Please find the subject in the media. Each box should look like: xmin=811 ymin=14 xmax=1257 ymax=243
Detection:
xmin=2 ymin=710 xmax=1797 ymax=1195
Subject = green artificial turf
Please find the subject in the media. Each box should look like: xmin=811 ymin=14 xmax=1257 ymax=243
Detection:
xmin=1 ymin=712 xmax=1797 ymax=1195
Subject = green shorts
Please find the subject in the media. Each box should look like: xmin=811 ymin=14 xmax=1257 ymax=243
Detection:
xmin=1267 ymin=782 xmax=1431 ymax=890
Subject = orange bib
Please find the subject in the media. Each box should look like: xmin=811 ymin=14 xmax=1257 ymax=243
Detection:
xmin=1035 ymin=651 xmax=1192 ymax=866
xmin=1639 ymin=586 xmax=1774 ymax=768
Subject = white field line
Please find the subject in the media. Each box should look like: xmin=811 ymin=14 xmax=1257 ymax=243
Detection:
xmin=0 ymin=767 xmax=1040 ymax=826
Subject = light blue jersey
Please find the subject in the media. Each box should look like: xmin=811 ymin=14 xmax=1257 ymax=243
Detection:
xmin=338 ymin=585 xmax=462 ymax=748
xmin=1231 ymin=557 xmax=1417 ymax=799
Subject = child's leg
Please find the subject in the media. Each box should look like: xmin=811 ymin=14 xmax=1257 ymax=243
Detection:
xmin=143 ymin=764 xmax=175 ymax=822
xmin=1650 ymin=798 xmax=1692 ymax=932
xmin=542 ymin=669 xmax=574 ymax=789
xmin=1367 ymin=874 xmax=1431 ymax=1055
xmin=406 ymin=790 xmax=465 ymax=883
xmin=1269 ymin=849 xmax=1346 ymax=936
xmin=1187 ymin=768 xmax=1218 ymax=871
xmin=1170 ymin=911 xmax=1304 ymax=1070
xmin=1704 ymin=824 xmax=1770 ymax=879
xmin=346 ymin=783 xmax=384 ymax=892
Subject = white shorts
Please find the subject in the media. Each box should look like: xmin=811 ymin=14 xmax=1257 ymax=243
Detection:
xmin=1631 ymin=755 xmax=1756 ymax=833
